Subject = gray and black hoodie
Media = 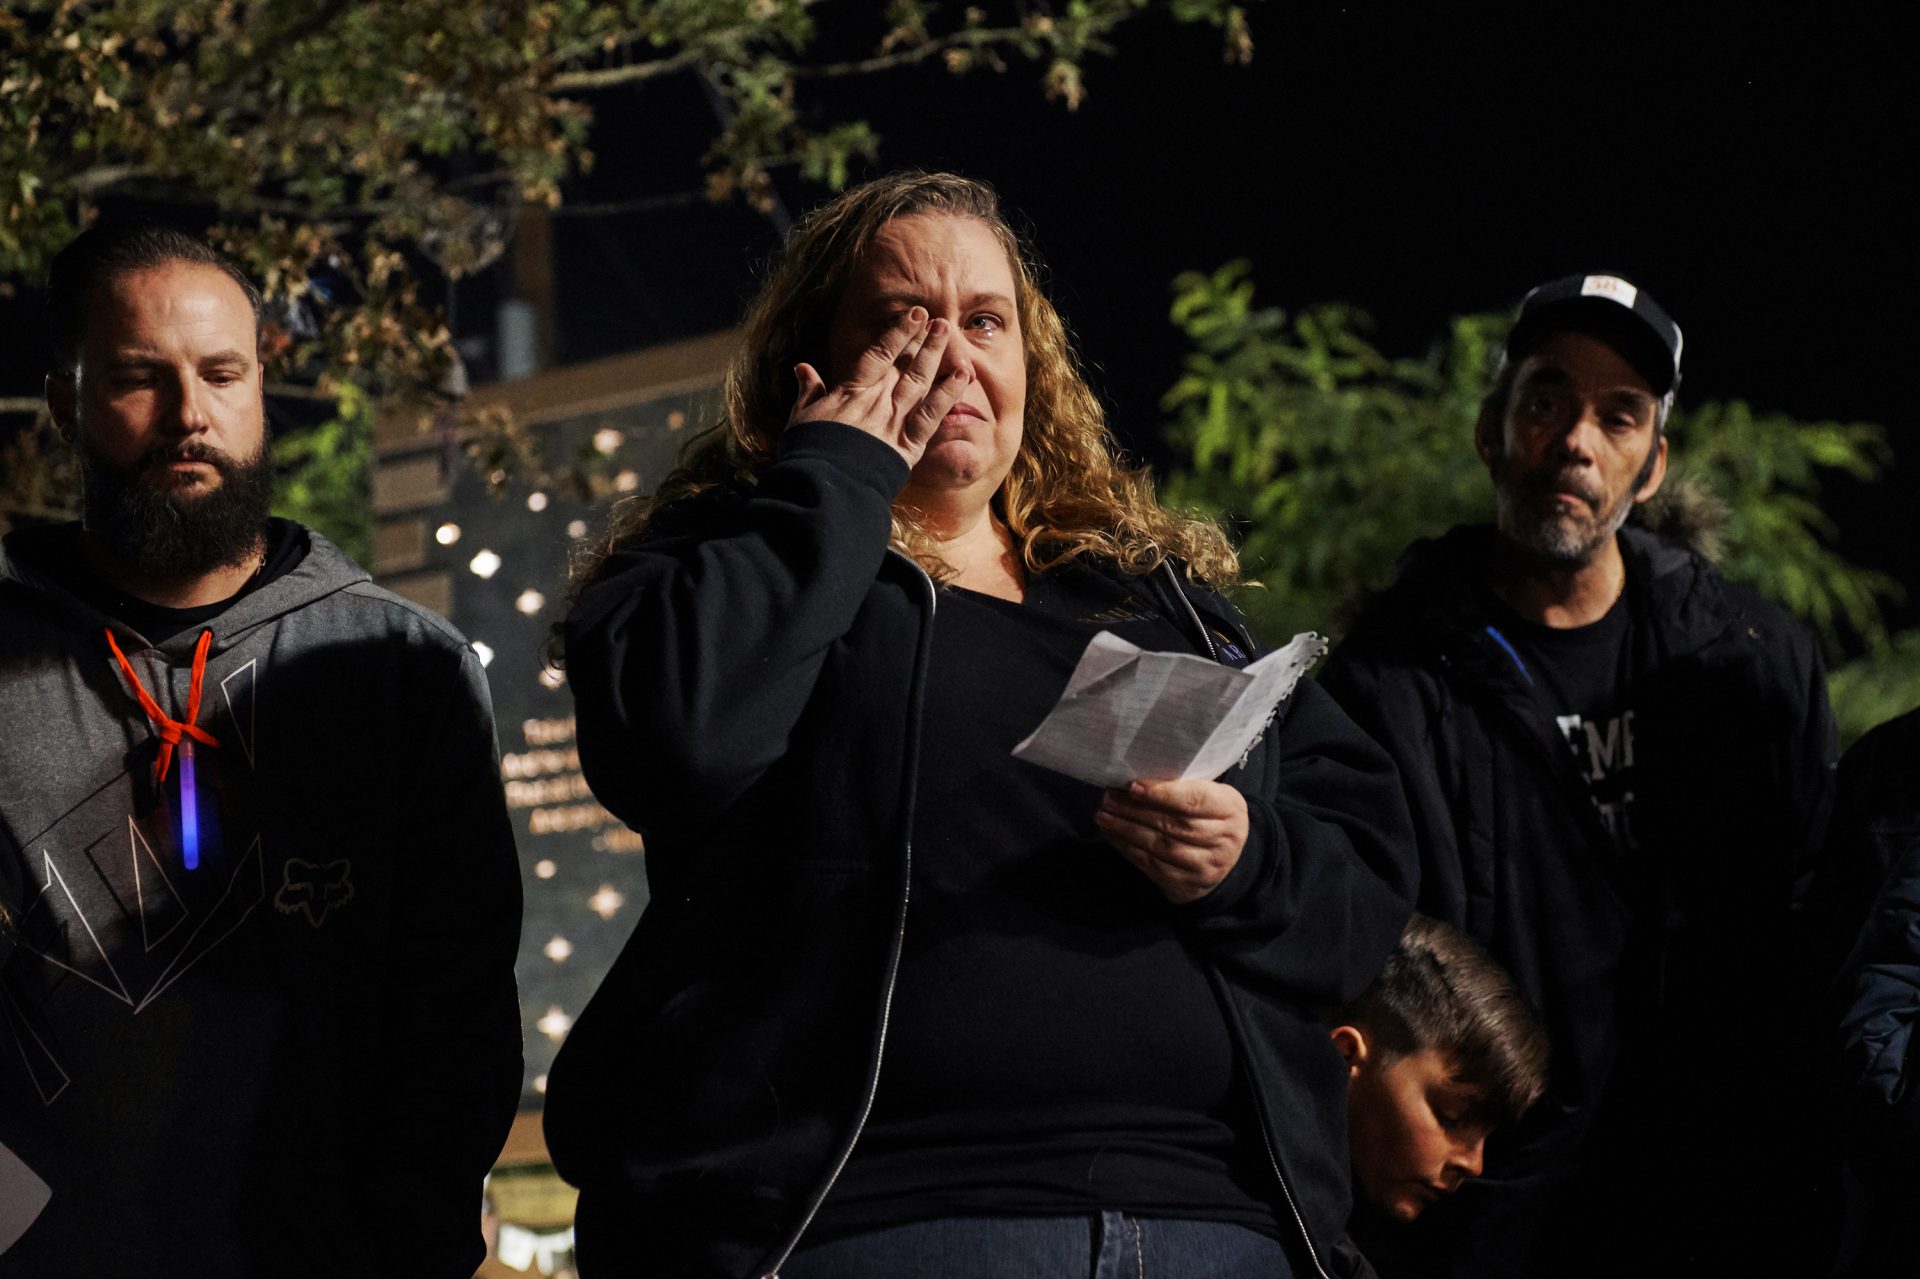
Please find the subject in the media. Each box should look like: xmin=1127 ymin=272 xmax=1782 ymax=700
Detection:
xmin=0 ymin=523 xmax=522 ymax=1278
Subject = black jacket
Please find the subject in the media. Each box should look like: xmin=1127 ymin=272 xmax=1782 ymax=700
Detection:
xmin=1822 ymin=709 xmax=1920 ymax=1275
xmin=1319 ymin=524 xmax=1836 ymax=1275
xmin=546 ymin=423 xmax=1417 ymax=1278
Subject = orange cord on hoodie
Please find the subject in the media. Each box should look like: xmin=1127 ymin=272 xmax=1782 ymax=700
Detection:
xmin=105 ymin=627 xmax=222 ymax=783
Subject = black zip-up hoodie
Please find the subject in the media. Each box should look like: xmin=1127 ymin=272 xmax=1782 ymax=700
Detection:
xmin=1320 ymin=523 xmax=1837 ymax=1275
xmin=546 ymin=422 xmax=1417 ymax=1278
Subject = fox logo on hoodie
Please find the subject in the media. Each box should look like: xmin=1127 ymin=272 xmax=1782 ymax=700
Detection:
xmin=272 ymin=858 xmax=355 ymax=928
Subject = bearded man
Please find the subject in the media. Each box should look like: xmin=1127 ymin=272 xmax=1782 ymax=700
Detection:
xmin=1320 ymin=276 xmax=1837 ymax=1277
xmin=0 ymin=224 xmax=522 ymax=1277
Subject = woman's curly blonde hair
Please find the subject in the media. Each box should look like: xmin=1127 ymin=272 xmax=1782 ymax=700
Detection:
xmin=577 ymin=171 xmax=1239 ymax=590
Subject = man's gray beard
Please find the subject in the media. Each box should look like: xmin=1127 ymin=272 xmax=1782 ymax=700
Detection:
xmin=78 ymin=436 xmax=275 ymax=580
xmin=1494 ymin=483 xmax=1633 ymax=566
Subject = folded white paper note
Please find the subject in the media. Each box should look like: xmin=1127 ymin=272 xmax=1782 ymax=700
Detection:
xmin=1 ymin=1139 xmax=51 ymax=1255
xmin=1012 ymin=630 xmax=1328 ymax=788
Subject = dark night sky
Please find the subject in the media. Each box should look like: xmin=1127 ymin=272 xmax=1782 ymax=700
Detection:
xmin=816 ymin=4 xmax=1906 ymax=430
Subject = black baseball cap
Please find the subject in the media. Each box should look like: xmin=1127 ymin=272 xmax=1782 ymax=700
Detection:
xmin=1506 ymin=274 xmax=1684 ymax=396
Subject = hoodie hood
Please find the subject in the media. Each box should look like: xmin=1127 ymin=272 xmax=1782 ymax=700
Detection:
xmin=0 ymin=519 xmax=369 ymax=659
xmin=1627 ymin=471 xmax=1727 ymax=561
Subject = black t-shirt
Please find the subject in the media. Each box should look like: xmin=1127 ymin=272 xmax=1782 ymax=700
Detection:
xmin=40 ymin=519 xmax=310 ymax=644
xmin=816 ymin=560 xmax=1281 ymax=1238
xmin=1487 ymin=590 xmax=1638 ymax=852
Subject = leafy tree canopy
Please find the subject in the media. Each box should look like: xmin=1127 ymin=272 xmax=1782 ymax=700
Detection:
xmin=1161 ymin=260 xmax=1911 ymax=743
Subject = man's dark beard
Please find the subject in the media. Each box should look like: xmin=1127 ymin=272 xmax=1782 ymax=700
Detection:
xmin=79 ymin=437 xmax=274 ymax=580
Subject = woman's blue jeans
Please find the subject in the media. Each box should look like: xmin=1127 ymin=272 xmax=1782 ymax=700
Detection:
xmin=775 ymin=1212 xmax=1298 ymax=1278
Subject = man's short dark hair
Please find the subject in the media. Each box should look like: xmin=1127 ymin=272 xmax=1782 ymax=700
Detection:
xmin=1343 ymin=913 xmax=1551 ymax=1129
xmin=46 ymin=223 xmax=264 ymax=378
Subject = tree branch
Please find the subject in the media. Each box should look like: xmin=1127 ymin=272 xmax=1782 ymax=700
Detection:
xmin=548 ymin=189 xmax=707 ymax=217
xmin=550 ymin=20 xmax=1040 ymax=92
xmin=49 ymin=166 xmax=406 ymax=232
xmin=792 ymin=27 xmax=1030 ymax=77
xmin=549 ymin=0 xmax=826 ymax=69
xmin=551 ymin=47 xmax=706 ymax=92
xmin=59 ymin=164 xmax=151 ymax=196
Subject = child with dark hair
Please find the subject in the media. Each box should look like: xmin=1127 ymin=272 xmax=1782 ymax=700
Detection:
xmin=1331 ymin=914 xmax=1550 ymax=1224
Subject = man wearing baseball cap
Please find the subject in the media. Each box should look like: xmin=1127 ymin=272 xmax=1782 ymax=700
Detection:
xmin=1320 ymin=275 xmax=1837 ymax=1275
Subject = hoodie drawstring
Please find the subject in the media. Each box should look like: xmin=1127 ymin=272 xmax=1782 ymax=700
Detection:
xmin=105 ymin=627 xmax=222 ymax=784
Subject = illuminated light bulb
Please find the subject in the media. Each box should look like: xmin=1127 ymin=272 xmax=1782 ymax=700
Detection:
xmin=515 ymin=589 xmax=546 ymax=617
xmin=435 ymin=522 xmax=462 ymax=546
xmin=526 ymin=491 xmax=549 ymax=512
xmin=468 ymin=549 xmax=501 ymax=579
xmin=588 ymin=884 xmax=626 ymax=919
xmin=538 ymin=667 xmax=566 ymax=690
xmin=614 ymin=470 xmax=640 ymax=493
xmin=592 ymin=427 xmax=623 ymax=455
xmin=534 ymin=859 xmax=557 ymax=879
xmin=544 ymin=935 xmax=573 ymax=962
xmin=533 ymin=1074 xmax=548 ymax=1095
xmin=536 ymin=1006 xmax=573 ymax=1040
xmin=567 ymin=520 xmax=588 ymax=538
xmin=471 ymin=641 xmax=494 ymax=668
